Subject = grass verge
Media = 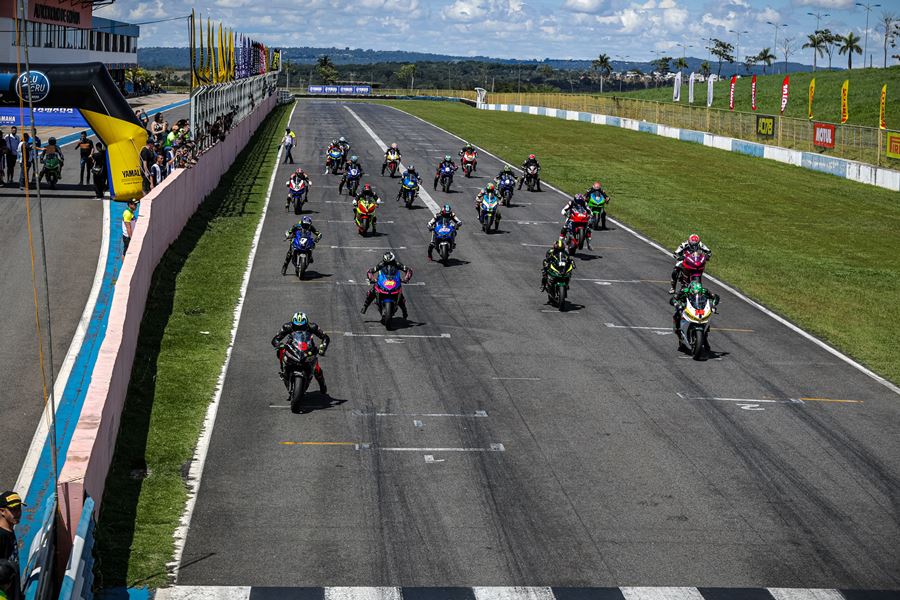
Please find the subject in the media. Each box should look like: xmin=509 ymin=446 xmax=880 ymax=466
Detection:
xmin=92 ymin=103 xmax=292 ymax=588
xmin=377 ymin=100 xmax=900 ymax=383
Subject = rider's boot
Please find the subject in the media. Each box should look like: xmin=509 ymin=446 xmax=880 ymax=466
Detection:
xmin=314 ymin=370 xmax=327 ymax=395
xmin=360 ymin=295 xmax=373 ymax=314
xmin=400 ymin=298 xmax=408 ymax=320
xmin=281 ymin=261 xmax=289 ymax=276
xmin=427 ymin=243 xmax=434 ymax=261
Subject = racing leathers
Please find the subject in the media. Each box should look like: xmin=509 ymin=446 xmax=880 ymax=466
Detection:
xmin=339 ymin=160 xmax=364 ymax=194
xmin=382 ymin=147 xmax=402 ymax=175
xmin=283 ymin=222 xmax=322 ymax=274
xmin=434 ymin=159 xmax=458 ymax=189
xmin=285 ymin=172 xmax=311 ymax=208
xmin=459 ymin=145 xmax=478 ymax=172
xmin=519 ymin=157 xmax=541 ymax=190
xmin=670 ymin=239 xmax=712 ymax=292
xmin=427 ymin=212 xmax=462 ymax=260
xmin=361 ymin=258 xmax=413 ymax=318
xmin=541 ymin=244 xmax=574 ymax=291
xmin=669 ymin=284 xmax=720 ymax=327
xmin=271 ymin=321 xmax=330 ymax=394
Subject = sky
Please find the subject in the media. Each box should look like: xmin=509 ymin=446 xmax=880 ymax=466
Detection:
xmin=95 ymin=0 xmax=900 ymax=67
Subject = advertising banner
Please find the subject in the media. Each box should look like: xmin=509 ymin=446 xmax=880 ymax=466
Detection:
xmin=307 ymin=85 xmax=371 ymax=95
xmin=688 ymin=72 xmax=694 ymax=104
xmin=813 ymin=122 xmax=836 ymax=149
xmin=0 ymin=107 xmax=88 ymax=128
xmin=756 ymin=114 xmax=775 ymax=138
xmin=808 ymin=78 xmax=815 ymax=120
xmin=729 ymin=75 xmax=736 ymax=110
xmin=840 ymin=79 xmax=849 ymax=124
xmin=886 ymin=132 xmax=900 ymax=159
xmin=751 ymin=75 xmax=757 ymax=111
xmin=673 ymin=72 xmax=681 ymax=102
xmin=780 ymin=75 xmax=790 ymax=114
xmin=880 ymin=84 xmax=887 ymax=130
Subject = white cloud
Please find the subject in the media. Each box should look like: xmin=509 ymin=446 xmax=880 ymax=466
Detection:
xmin=793 ymin=0 xmax=855 ymax=8
xmin=562 ymin=0 xmax=606 ymax=12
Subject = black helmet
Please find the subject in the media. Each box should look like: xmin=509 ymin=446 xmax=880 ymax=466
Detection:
xmin=382 ymin=251 xmax=395 ymax=263
xmin=441 ymin=204 xmax=452 ymax=217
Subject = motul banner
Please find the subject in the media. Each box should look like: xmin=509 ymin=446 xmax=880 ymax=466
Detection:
xmin=840 ymin=79 xmax=849 ymax=124
xmin=780 ymin=75 xmax=790 ymax=114
xmin=751 ymin=75 xmax=757 ymax=111
xmin=808 ymin=78 xmax=815 ymax=120
xmin=673 ymin=71 xmax=682 ymax=102
xmin=688 ymin=72 xmax=695 ymax=104
xmin=813 ymin=122 xmax=835 ymax=148
xmin=880 ymin=84 xmax=887 ymax=130
xmin=729 ymin=75 xmax=736 ymax=110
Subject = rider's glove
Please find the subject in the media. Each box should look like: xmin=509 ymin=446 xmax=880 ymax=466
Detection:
xmin=318 ymin=343 xmax=327 ymax=355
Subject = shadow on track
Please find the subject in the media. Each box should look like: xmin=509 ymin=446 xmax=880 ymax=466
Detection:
xmin=292 ymin=393 xmax=348 ymax=415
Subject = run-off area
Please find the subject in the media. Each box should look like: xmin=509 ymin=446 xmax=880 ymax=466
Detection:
xmin=174 ymin=101 xmax=899 ymax=589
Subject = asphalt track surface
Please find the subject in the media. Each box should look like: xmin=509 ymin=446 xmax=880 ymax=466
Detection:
xmin=178 ymin=100 xmax=899 ymax=588
xmin=0 ymin=105 xmax=188 ymax=488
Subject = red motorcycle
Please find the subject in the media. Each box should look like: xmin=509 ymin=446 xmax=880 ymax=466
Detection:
xmin=565 ymin=207 xmax=591 ymax=254
xmin=678 ymin=250 xmax=708 ymax=290
xmin=461 ymin=151 xmax=477 ymax=177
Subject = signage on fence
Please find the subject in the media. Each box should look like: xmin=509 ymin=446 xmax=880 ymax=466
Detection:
xmin=813 ymin=122 xmax=835 ymax=149
xmin=780 ymin=75 xmax=790 ymax=114
xmin=751 ymin=75 xmax=757 ymax=111
xmin=0 ymin=106 xmax=88 ymax=127
xmin=756 ymin=114 xmax=775 ymax=138
xmin=307 ymin=85 xmax=371 ymax=95
xmin=840 ymin=79 xmax=849 ymax=124
xmin=879 ymin=84 xmax=886 ymax=130
xmin=887 ymin=132 xmax=900 ymax=159
xmin=729 ymin=75 xmax=736 ymax=110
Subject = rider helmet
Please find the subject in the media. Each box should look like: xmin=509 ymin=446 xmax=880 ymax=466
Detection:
xmin=553 ymin=239 xmax=565 ymax=251
xmin=350 ymin=155 xmax=358 ymax=164
xmin=291 ymin=312 xmax=308 ymax=327
xmin=301 ymin=216 xmax=312 ymax=227
xmin=503 ymin=165 xmax=512 ymax=173
xmin=688 ymin=234 xmax=701 ymax=246
xmin=573 ymin=193 xmax=586 ymax=206
xmin=363 ymin=183 xmax=372 ymax=192
xmin=486 ymin=182 xmax=496 ymax=193
xmin=687 ymin=281 xmax=704 ymax=295
xmin=382 ymin=251 xmax=395 ymax=263
xmin=441 ymin=204 xmax=452 ymax=217
xmin=592 ymin=181 xmax=602 ymax=191
xmin=529 ymin=154 xmax=536 ymax=160
xmin=444 ymin=154 xmax=451 ymax=162
xmin=295 ymin=168 xmax=304 ymax=175
xmin=331 ymin=139 xmax=337 ymax=145
xmin=339 ymin=136 xmax=346 ymax=143
xmin=48 ymin=137 xmax=57 ymax=145
xmin=390 ymin=142 xmax=398 ymax=149
xmin=408 ymin=164 xmax=415 ymax=171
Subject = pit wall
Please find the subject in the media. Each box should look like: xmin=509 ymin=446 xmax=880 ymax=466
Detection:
xmin=478 ymin=102 xmax=900 ymax=192
xmin=56 ymin=94 xmax=277 ymax=541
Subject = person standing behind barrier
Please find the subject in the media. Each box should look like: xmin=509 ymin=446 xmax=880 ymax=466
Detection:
xmin=150 ymin=154 xmax=165 ymax=188
xmin=122 ymin=199 xmax=137 ymax=255
xmin=0 ymin=491 xmax=23 ymax=599
xmin=282 ymin=128 xmax=295 ymax=164
xmin=150 ymin=113 xmax=166 ymax=145
xmin=77 ymin=132 xmax=94 ymax=186
xmin=91 ymin=142 xmax=107 ymax=199
xmin=4 ymin=128 xmax=18 ymax=185
xmin=0 ymin=558 xmax=21 ymax=600
xmin=0 ymin=130 xmax=6 ymax=183
xmin=139 ymin=139 xmax=156 ymax=193
xmin=16 ymin=133 xmax=34 ymax=189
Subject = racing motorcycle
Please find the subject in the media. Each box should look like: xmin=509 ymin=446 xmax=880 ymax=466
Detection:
xmin=546 ymin=252 xmax=575 ymax=311
xmin=497 ymin=173 xmax=516 ymax=206
xmin=438 ymin=164 xmax=456 ymax=192
xmin=342 ymin=164 xmax=363 ymax=197
xmin=461 ymin=150 xmax=477 ymax=177
xmin=587 ymin=191 xmax=609 ymax=230
xmin=672 ymin=288 xmax=717 ymax=359
xmin=676 ymin=251 xmax=708 ymax=291
xmin=479 ymin=192 xmax=501 ymax=234
xmin=564 ymin=207 xmax=591 ymax=254
xmin=42 ymin=154 xmax=62 ymax=189
xmin=398 ymin=174 xmax=419 ymax=209
xmin=432 ymin=218 xmax=458 ymax=264
xmin=522 ymin=164 xmax=540 ymax=191
xmin=276 ymin=331 xmax=325 ymax=413
xmin=325 ymin=146 xmax=344 ymax=174
xmin=354 ymin=197 xmax=379 ymax=236
xmin=284 ymin=228 xmax=318 ymax=279
xmin=369 ymin=265 xmax=411 ymax=330
xmin=384 ymin=149 xmax=400 ymax=177
xmin=286 ymin=178 xmax=309 ymax=215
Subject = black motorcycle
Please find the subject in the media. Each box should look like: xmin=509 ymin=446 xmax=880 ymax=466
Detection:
xmin=277 ymin=331 xmax=323 ymax=413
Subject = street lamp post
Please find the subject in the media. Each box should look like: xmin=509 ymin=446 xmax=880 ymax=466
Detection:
xmin=806 ymin=12 xmax=830 ymax=71
xmin=728 ymin=29 xmax=748 ymax=69
xmin=676 ymin=43 xmax=693 ymax=75
xmin=856 ymin=2 xmax=881 ymax=69
xmin=615 ymin=55 xmax=629 ymax=92
xmin=766 ymin=21 xmax=788 ymax=73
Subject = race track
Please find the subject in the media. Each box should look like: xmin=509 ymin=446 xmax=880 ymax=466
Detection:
xmin=177 ymin=100 xmax=899 ymax=589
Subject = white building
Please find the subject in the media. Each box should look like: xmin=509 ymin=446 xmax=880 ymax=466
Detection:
xmin=1 ymin=1 xmax=139 ymax=86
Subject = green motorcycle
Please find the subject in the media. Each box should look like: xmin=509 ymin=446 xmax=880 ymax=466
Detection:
xmin=42 ymin=154 xmax=62 ymax=189
xmin=587 ymin=191 xmax=609 ymax=230
xmin=546 ymin=254 xmax=575 ymax=311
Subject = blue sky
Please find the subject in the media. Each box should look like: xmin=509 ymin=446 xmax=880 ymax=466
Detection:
xmin=97 ymin=0 xmax=899 ymax=66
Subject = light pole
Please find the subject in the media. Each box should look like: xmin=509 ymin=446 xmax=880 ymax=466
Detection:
xmin=856 ymin=2 xmax=881 ymax=69
xmin=766 ymin=21 xmax=788 ymax=73
xmin=676 ymin=42 xmax=693 ymax=75
xmin=615 ymin=55 xmax=629 ymax=92
xmin=806 ymin=12 xmax=829 ymax=71
xmin=729 ymin=29 xmax=748 ymax=67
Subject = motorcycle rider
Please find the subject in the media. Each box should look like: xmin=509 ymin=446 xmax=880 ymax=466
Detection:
xmin=541 ymin=239 xmax=574 ymax=291
xmin=561 ymin=194 xmax=592 ymax=250
xmin=433 ymin=154 xmax=458 ymax=190
xmin=381 ymin=142 xmax=402 ymax=175
xmin=670 ymin=234 xmax=712 ymax=294
xmin=398 ymin=164 xmax=419 ymax=200
xmin=282 ymin=216 xmax=322 ymax=275
xmin=360 ymin=251 xmax=413 ymax=319
xmin=337 ymin=136 xmax=351 ymax=154
xmin=338 ymin=155 xmax=363 ymax=194
xmin=285 ymin=167 xmax=311 ymax=208
xmin=427 ymin=203 xmax=462 ymax=261
xmin=584 ymin=180 xmax=610 ymax=201
xmin=670 ymin=280 xmax=720 ymax=329
xmin=271 ymin=311 xmax=330 ymax=397
xmin=354 ymin=183 xmax=380 ymax=233
xmin=458 ymin=141 xmax=477 ymax=172
xmin=519 ymin=154 xmax=541 ymax=190
xmin=39 ymin=136 xmax=64 ymax=183
xmin=475 ymin=182 xmax=501 ymax=225
xmin=495 ymin=164 xmax=515 ymax=184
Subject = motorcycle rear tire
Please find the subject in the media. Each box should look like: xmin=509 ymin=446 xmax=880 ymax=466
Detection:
xmin=290 ymin=373 xmax=309 ymax=414
xmin=405 ymin=194 xmax=414 ymax=209
xmin=577 ymin=229 xmax=585 ymax=249
xmin=601 ymin=212 xmax=607 ymax=229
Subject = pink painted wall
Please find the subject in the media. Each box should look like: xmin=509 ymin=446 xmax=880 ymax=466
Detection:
xmin=57 ymin=95 xmax=278 ymax=539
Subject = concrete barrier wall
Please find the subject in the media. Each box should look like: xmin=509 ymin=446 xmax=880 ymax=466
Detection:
xmin=479 ymin=102 xmax=900 ymax=192
xmin=56 ymin=95 xmax=277 ymax=538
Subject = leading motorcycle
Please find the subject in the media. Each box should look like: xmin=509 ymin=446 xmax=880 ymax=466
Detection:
xmin=276 ymin=331 xmax=325 ymax=413
xmin=587 ymin=191 xmax=609 ymax=230
xmin=672 ymin=288 xmax=717 ymax=359
xmin=286 ymin=178 xmax=309 ymax=215
xmin=461 ymin=150 xmax=477 ymax=177
xmin=522 ymin=164 xmax=540 ymax=191
xmin=369 ymin=265 xmax=411 ymax=330
xmin=546 ymin=253 xmax=575 ymax=311
xmin=384 ymin=149 xmax=400 ymax=177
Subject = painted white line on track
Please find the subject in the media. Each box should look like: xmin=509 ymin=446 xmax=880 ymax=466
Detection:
xmin=156 ymin=586 xmax=252 ymax=600
xmin=767 ymin=590 xmax=846 ymax=600
xmin=677 ymin=393 xmax=786 ymax=404
xmin=362 ymin=410 xmax=488 ymax=418
xmin=606 ymin=323 xmax=670 ymax=331
xmin=378 ymin=102 xmax=900 ymax=396
xmin=343 ymin=332 xmax=450 ymax=339
xmin=170 ymin=102 xmax=298 ymax=582
xmin=424 ymin=454 xmax=444 ymax=463
xmin=621 ymin=588 xmax=704 ymax=600
xmin=16 ymin=199 xmax=111 ymax=498
xmin=492 ymin=377 xmax=540 ymax=381
xmin=329 ymin=245 xmax=406 ymax=250
xmin=344 ymin=106 xmax=441 ymax=213
xmin=324 ymin=587 xmax=402 ymax=600
xmin=337 ymin=280 xmax=425 ymax=286
xmin=356 ymin=443 xmax=505 ymax=452
xmin=474 ymin=587 xmax=555 ymax=600
xmin=521 ymin=243 xmax=547 ymax=247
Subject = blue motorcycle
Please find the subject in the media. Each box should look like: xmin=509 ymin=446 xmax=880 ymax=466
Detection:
xmin=438 ymin=164 xmax=456 ymax=192
xmin=285 ymin=229 xmax=317 ymax=279
xmin=497 ymin=174 xmax=516 ymax=207
xmin=341 ymin=164 xmax=362 ymax=197
xmin=398 ymin=174 xmax=419 ymax=209
xmin=433 ymin=218 xmax=457 ymax=264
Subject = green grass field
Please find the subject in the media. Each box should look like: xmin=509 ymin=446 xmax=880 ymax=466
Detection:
xmin=595 ymin=66 xmax=900 ymax=129
xmin=378 ymin=100 xmax=900 ymax=384
xmin=92 ymin=103 xmax=293 ymax=589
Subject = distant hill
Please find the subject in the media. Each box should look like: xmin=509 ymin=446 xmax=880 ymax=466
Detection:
xmin=138 ymin=46 xmax=820 ymax=75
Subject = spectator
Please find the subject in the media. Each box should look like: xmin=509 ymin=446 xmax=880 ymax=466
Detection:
xmin=165 ymin=125 xmax=178 ymax=149
xmin=91 ymin=142 xmax=107 ymax=198
xmin=282 ymin=127 xmax=295 ymax=164
xmin=150 ymin=113 xmax=166 ymax=145
xmin=0 ymin=491 xmax=22 ymax=567
xmin=164 ymin=142 xmax=176 ymax=175
xmin=16 ymin=133 xmax=35 ymax=189
xmin=30 ymin=130 xmax=41 ymax=151
xmin=4 ymin=127 xmax=19 ymax=185
xmin=139 ymin=139 xmax=155 ymax=192
xmin=77 ymin=132 xmax=94 ymax=186
xmin=136 ymin=108 xmax=149 ymax=130
xmin=150 ymin=154 xmax=165 ymax=187
xmin=0 ymin=558 xmax=20 ymax=600
xmin=0 ymin=129 xmax=6 ymax=183
xmin=122 ymin=199 xmax=137 ymax=255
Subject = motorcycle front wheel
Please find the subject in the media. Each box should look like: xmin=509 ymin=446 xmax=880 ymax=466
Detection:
xmin=692 ymin=328 xmax=706 ymax=360
xmin=290 ymin=373 xmax=309 ymax=413
xmin=558 ymin=285 xmax=567 ymax=312
xmin=382 ymin=302 xmax=395 ymax=330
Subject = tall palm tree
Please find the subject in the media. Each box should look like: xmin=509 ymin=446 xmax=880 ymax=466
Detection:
xmin=837 ymin=32 xmax=862 ymax=69
xmin=674 ymin=56 xmax=689 ymax=75
xmin=802 ymin=31 xmax=827 ymax=71
xmin=591 ymin=53 xmax=612 ymax=92
xmin=700 ymin=61 xmax=711 ymax=77
xmin=757 ymin=47 xmax=776 ymax=74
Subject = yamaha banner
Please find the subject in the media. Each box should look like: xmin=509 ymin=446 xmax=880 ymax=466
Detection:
xmin=0 ymin=107 xmax=88 ymax=128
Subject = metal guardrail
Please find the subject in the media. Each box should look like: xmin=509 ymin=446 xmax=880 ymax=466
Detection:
xmin=190 ymin=72 xmax=279 ymax=152
xmin=485 ymin=92 xmax=899 ymax=168
xmin=58 ymin=497 xmax=96 ymax=600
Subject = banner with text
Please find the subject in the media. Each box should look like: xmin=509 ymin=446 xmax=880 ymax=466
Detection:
xmin=780 ymin=75 xmax=790 ymax=114
xmin=728 ymin=75 xmax=736 ymax=110
xmin=0 ymin=107 xmax=88 ymax=128
xmin=808 ymin=78 xmax=815 ymax=121
xmin=307 ymin=85 xmax=371 ymax=95
xmin=880 ymin=84 xmax=887 ymax=130
xmin=887 ymin=132 xmax=900 ymax=159
xmin=840 ymin=79 xmax=849 ymax=124
xmin=756 ymin=114 xmax=775 ymax=138
xmin=688 ymin=72 xmax=694 ymax=104
xmin=813 ymin=122 xmax=835 ymax=149
xmin=751 ymin=75 xmax=757 ymax=111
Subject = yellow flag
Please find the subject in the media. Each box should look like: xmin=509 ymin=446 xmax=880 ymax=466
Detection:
xmin=218 ymin=24 xmax=225 ymax=83
xmin=807 ymin=78 xmax=815 ymax=120
xmin=840 ymin=79 xmax=849 ymax=124
xmin=190 ymin=10 xmax=197 ymax=88
xmin=880 ymin=84 xmax=887 ymax=130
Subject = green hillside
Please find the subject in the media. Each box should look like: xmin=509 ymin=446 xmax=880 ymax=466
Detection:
xmin=598 ymin=67 xmax=900 ymax=129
